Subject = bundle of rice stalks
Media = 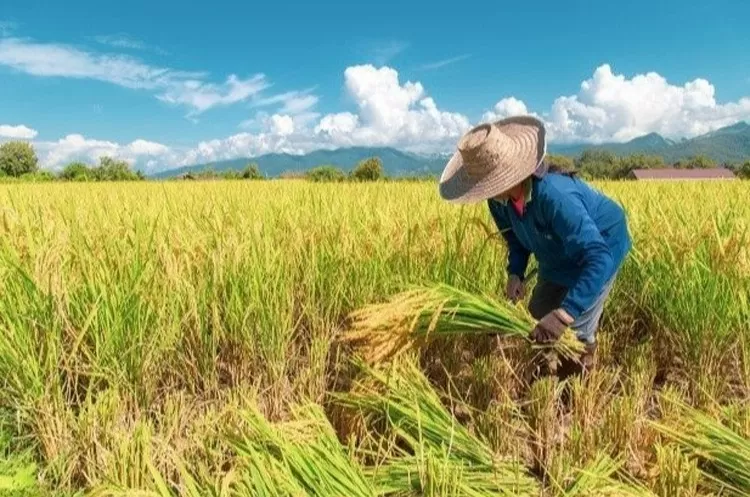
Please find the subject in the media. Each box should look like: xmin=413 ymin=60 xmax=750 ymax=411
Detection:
xmin=367 ymin=444 xmax=536 ymax=497
xmin=550 ymin=452 xmax=656 ymax=497
xmin=226 ymin=403 xmax=376 ymax=497
xmin=651 ymin=399 xmax=750 ymax=496
xmin=340 ymin=283 xmax=584 ymax=364
xmin=334 ymin=358 xmax=540 ymax=495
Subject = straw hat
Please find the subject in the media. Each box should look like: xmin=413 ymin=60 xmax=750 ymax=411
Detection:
xmin=439 ymin=115 xmax=546 ymax=203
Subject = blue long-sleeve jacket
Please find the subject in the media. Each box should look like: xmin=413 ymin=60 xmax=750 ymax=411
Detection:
xmin=488 ymin=170 xmax=631 ymax=320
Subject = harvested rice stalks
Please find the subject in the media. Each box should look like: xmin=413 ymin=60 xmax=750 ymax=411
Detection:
xmin=651 ymin=398 xmax=750 ymax=496
xmin=227 ymin=403 xmax=377 ymax=497
xmin=335 ymin=358 xmax=541 ymax=496
xmin=340 ymin=283 xmax=585 ymax=364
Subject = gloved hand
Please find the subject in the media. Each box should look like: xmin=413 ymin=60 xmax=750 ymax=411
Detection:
xmin=531 ymin=309 xmax=574 ymax=344
xmin=505 ymin=275 xmax=525 ymax=303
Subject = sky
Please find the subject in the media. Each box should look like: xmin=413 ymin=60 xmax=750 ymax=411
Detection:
xmin=1 ymin=0 xmax=749 ymax=173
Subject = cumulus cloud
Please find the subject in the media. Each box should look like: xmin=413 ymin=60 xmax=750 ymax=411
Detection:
xmin=198 ymin=64 xmax=470 ymax=166
xmin=21 ymin=62 xmax=750 ymax=174
xmin=314 ymin=112 xmax=359 ymax=140
xmin=35 ymin=134 xmax=171 ymax=171
xmin=269 ymin=115 xmax=295 ymax=136
xmin=481 ymin=97 xmax=532 ymax=122
xmin=0 ymin=37 xmax=268 ymax=115
xmin=485 ymin=64 xmax=750 ymax=143
xmin=179 ymin=131 xmax=310 ymax=166
xmin=315 ymin=65 xmax=470 ymax=152
xmin=127 ymin=139 xmax=170 ymax=155
xmin=0 ymin=124 xmax=38 ymax=139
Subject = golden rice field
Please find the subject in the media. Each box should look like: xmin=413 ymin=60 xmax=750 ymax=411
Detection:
xmin=0 ymin=179 xmax=749 ymax=496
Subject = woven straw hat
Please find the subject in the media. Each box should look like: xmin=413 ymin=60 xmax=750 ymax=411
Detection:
xmin=439 ymin=115 xmax=546 ymax=203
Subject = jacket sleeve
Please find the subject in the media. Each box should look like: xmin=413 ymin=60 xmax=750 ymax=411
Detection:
xmin=487 ymin=201 xmax=531 ymax=279
xmin=541 ymin=187 xmax=614 ymax=320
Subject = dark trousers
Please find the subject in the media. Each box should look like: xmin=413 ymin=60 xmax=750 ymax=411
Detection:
xmin=527 ymin=274 xmax=617 ymax=345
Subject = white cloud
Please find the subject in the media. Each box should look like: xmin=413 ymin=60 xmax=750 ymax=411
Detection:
xmin=281 ymin=95 xmax=319 ymax=114
xmin=481 ymin=97 xmax=531 ymax=122
xmin=315 ymin=112 xmax=359 ymax=139
xmin=182 ymin=64 xmax=471 ymax=166
xmin=0 ymin=124 xmax=38 ymax=139
xmin=269 ymin=115 xmax=294 ymax=136
xmin=179 ymin=132 xmax=308 ymax=166
xmin=250 ymin=88 xmax=319 ymax=115
xmin=0 ymin=37 xmax=184 ymax=89
xmin=365 ymin=41 xmax=409 ymax=65
xmin=93 ymin=34 xmax=167 ymax=55
xmin=316 ymin=65 xmax=470 ymax=151
xmin=157 ymin=74 xmax=269 ymax=116
xmin=0 ymin=37 xmax=268 ymax=115
xmin=417 ymin=54 xmax=472 ymax=71
xmin=35 ymin=134 xmax=171 ymax=171
xmin=21 ymin=62 xmax=750 ymax=174
xmin=127 ymin=139 xmax=170 ymax=155
xmin=485 ymin=64 xmax=750 ymax=143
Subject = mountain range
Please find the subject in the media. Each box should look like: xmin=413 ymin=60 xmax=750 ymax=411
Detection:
xmin=152 ymin=121 xmax=750 ymax=178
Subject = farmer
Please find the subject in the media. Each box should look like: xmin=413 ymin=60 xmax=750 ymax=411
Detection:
xmin=438 ymin=116 xmax=631 ymax=377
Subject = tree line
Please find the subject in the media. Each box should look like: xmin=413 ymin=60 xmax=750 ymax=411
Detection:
xmin=2 ymin=140 xmax=749 ymax=182
xmin=546 ymin=150 xmax=750 ymax=180
xmin=0 ymin=141 xmax=145 ymax=182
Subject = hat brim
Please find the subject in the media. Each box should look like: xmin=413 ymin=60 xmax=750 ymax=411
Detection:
xmin=439 ymin=116 xmax=546 ymax=204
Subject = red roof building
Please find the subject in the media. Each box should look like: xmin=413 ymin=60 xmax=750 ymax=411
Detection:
xmin=630 ymin=168 xmax=737 ymax=180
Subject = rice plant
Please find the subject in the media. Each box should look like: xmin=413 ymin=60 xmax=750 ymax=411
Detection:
xmin=0 ymin=180 xmax=747 ymax=495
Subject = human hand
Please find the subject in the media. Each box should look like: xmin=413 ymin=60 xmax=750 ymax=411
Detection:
xmin=530 ymin=309 xmax=574 ymax=344
xmin=505 ymin=275 xmax=525 ymax=303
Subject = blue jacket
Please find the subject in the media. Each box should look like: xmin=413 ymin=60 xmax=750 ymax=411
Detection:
xmin=488 ymin=168 xmax=631 ymax=320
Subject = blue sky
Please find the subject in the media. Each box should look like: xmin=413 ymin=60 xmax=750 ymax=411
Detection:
xmin=1 ymin=0 xmax=749 ymax=172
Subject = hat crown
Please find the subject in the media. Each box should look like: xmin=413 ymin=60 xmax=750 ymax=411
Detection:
xmin=457 ymin=124 xmax=511 ymax=180
xmin=438 ymin=115 xmax=546 ymax=204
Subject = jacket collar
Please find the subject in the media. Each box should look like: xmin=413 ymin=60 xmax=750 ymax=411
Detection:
xmin=495 ymin=160 xmax=548 ymax=205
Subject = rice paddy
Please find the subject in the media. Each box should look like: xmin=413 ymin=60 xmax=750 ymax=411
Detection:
xmin=0 ymin=179 xmax=748 ymax=495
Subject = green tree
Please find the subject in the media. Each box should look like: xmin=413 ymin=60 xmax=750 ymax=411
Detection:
xmin=676 ymin=155 xmax=716 ymax=169
xmin=20 ymin=171 xmax=55 ymax=182
xmin=222 ymin=169 xmax=241 ymax=180
xmin=615 ymin=153 xmax=664 ymax=179
xmin=241 ymin=163 xmax=263 ymax=179
xmin=92 ymin=156 xmax=142 ymax=181
xmin=544 ymin=154 xmax=575 ymax=173
xmin=351 ymin=156 xmax=384 ymax=181
xmin=60 ymin=161 xmax=92 ymax=181
xmin=0 ymin=141 xmax=39 ymax=177
xmin=576 ymin=149 xmax=619 ymax=179
xmin=306 ymin=165 xmax=346 ymax=182
xmin=738 ymin=161 xmax=750 ymax=180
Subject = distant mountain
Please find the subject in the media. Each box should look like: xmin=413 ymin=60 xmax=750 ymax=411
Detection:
xmin=151 ymin=147 xmax=451 ymax=179
xmin=660 ymin=121 xmax=750 ymax=163
xmin=550 ymin=132 xmax=675 ymax=157
xmin=549 ymin=121 xmax=750 ymax=164
xmin=152 ymin=121 xmax=750 ymax=178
